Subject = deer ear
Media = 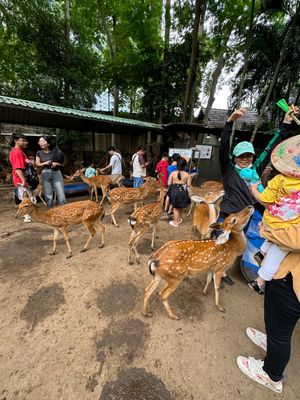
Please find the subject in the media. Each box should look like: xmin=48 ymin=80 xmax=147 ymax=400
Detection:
xmin=23 ymin=191 xmax=29 ymax=198
xmin=216 ymin=231 xmax=230 ymax=245
xmin=210 ymin=222 xmax=222 ymax=230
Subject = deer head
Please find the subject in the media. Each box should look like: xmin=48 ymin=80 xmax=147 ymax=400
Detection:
xmin=211 ymin=205 xmax=254 ymax=245
xmin=16 ymin=197 xmax=36 ymax=217
xmin=191 ymin=190 xmax=225 ymax=205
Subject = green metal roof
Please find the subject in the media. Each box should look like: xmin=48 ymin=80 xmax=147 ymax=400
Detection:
xmin=0 ymin=95 xmax=164 ymax=134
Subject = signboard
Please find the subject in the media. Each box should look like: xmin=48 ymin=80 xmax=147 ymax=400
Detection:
xmin=168 ymin=148 xmax=193 ymax=158
xmin=195 ymin=145 xmax=212 ymax=159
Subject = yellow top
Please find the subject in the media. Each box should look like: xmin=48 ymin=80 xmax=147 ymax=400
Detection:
xmin=259 ymin=173 xmax=300 ymax=228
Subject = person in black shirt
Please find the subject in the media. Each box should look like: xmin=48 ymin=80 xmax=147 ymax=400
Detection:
xmin=219 ymin=108 xmax=293 ymax=218
xmin=36 ymin=136 xmax=66 ymax=208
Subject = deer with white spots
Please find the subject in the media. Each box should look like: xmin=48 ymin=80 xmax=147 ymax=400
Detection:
xmin=142 ymin=205 xmax=254 ymax=320
xmin=109 ymin=177 xmax=158 ymax=227
xmin=127 ymin=177 xmax=166 ymax=264
xmin=16 ymin=197 xmax=105 ymax=258
xmin=187 ymin=180 xmax=223 ymax=216
xmin=190 ymin=189 xmax=225 ymax=239
xmin=71 ymin=169 xmax=111 ymax=204
xmin=96 ymin=169 xmax=125 ymax=187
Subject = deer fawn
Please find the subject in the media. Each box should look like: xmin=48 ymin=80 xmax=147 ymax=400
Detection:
xmin=142 ymin=205 xmax=254 ymax=320
xmin=190 ymin=189 xmax=225 ymax=239
xmin=71 ymin=169 xmax=110 ymax=204
xmin=127 ymin=179 xmax=166 ymax=264
xmin=17 ymin=197 xmax=105 ymax=258
xmin=187 ymin=181 xmax=223 ymax=216
xmin=109 ymin=177 xmax=158 ymax=227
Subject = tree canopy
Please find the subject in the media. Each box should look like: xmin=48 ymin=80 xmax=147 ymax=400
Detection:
xmin=0 ymin=0 xmax=299 ymax=126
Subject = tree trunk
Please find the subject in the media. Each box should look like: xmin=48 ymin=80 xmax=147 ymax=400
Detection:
xmin=182 ymin=0 xmax=201 ymax=123
xmin=159 ymin=0 xmax=171 ymax=124
xmin=202 ymin=52 xmax=224 ymax=126
xmin=250 ymin=5 xmax=299 ymax=143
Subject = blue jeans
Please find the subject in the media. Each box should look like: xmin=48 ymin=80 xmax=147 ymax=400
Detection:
xmin=42 ymin=169 xmax=66 ymax=208
xmin=133 ymin=176 xmax=144 ymax=188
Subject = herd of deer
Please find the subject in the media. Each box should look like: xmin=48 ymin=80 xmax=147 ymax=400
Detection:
xmin=16 ymin=170 xmax=254 ymax=320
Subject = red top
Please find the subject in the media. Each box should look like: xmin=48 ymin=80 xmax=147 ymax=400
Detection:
xmin=155 ymin=159 xmax=169 ymax=187
xmin=9 ymin=147 xmax=28 ymax=187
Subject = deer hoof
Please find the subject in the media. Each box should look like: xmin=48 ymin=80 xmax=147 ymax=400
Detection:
xmin=128 ymin=260 xmax=134 ymax=265
xmin=50 ymin=252 xmax=56 ymax=256
xmin=80 ymin=248 xmax=87 ymax=253
xmin=170 ymin=314 xmax=181 ymax=320
xmin=142 ymin=311 xmax=152 ymax=318
xmin=66 ymin=254 xmax=73 ymax=259
xmin=202 ymin=290 xmax=207 ymax=296
xmin=98 ymin=243 xmax=104 ymax=249
xmin=218 ymin=305 xmax=226 ymax=313
xmin=136 ymin=258 xmax=141 ymax=265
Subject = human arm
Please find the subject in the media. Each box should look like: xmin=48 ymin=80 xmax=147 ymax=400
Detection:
xmin=187 ymin=173 xmax=192 ymax=187
xmin=15 ymin=169 xmax=27 ymax=187
xmin=51 ymin=149 xmax=64 ymax=169
xmin=250 ymin=183 xmax=270 ymax=207
xmin=219 ymin=108 xmax=247 ymax=174
xmin=138 ymin=154 xmax=148 ymax=168
xmin=256 ymin=107 xmax=299 ymax=175
xmin=100 ymin=164 xmax=111 ymax=173
xmin=250 ymin=174 xmax=282 ymax=207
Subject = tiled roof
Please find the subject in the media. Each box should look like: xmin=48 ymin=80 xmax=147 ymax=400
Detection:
xmin=0 ymin=95 xmax=163 ymax=131
xmin=200 ymin=108 xmax=270 ymax=130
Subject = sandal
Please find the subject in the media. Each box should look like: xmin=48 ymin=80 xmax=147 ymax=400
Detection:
xmin=248 ymin=280 xmax=265 ymax=295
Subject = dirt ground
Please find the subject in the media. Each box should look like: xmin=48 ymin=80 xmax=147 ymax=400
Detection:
xmin=0 ymin=192 xmax=299 ymax=400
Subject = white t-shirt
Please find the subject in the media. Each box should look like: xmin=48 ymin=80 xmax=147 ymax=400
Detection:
xmin=109 ymin=152 xmax=122 ymax=174
xmin=132 ymin=153 xmax=146 ymax=178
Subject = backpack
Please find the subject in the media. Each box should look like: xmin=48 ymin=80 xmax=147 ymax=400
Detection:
xmin=24 ymin=164 xmax=39 ymax=190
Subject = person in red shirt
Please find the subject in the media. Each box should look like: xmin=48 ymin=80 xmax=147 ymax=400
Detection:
xmin=9 ymin=133 xmax=32 ymax=223
xmin=155 ymin=152 xmax=169 ymax=188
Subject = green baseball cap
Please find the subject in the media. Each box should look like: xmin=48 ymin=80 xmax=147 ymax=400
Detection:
xmin=233 ymin=141 xmax=255 ymax=157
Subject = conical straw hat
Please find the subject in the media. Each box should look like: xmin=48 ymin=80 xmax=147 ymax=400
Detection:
xmin=271 ymin=135 xmax=300 ymax=178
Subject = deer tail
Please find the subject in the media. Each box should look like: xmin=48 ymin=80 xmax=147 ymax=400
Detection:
xmin=148 ymin=259 xmax=159 ymax=276
xmin=127 ymin=216 xmax=137 ymax=229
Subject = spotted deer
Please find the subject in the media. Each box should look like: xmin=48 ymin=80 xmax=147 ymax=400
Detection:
xmin=16 ymin=197 xmax=105 ymax=258
xmin=190 ymin=189 xmax=225 ymax=239
xmin=127 ymin=178 xmax=166 ymax=264
xmin=109 ymin=177 xmax=158 ymax=227
xmin=71 ymin=169 xmax=110 ymax=204
xmin=142 ymin=206 xmax=254 ymax=320
xmin=187 ymin=181 xmax=223 ymax=216
xmin=96 ymin=169 xmax=125 ymax=187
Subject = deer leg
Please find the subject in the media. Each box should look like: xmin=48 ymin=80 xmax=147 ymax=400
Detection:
xmin=96 ymin=222 xmax=105 ymax=248
xmin=159 ymin=280 xmax=182 ymax=320
xmin=99 ymin=185 xmax=107 ymax=205
xmin=128 ymin=230 xmax=136 ymax=264
xmin=187 ymin=201 xmax=193 ymax=216
xmin=81 ymin=221 xmax=96 ymax=252
xmin=213 ymin=271 xmax=226 ymax=313
xmin=110 ymin=204 xmax=120 ymax=227
xmin=94 ymin=185 xmax=98 ymax=203
xmin=203 ymin=271 xmax=213 ymax=295
xmin=59 ymin=227 xmax=72 ymax=259
xmin=150 ymin=224 xmax=157 ymax=250
xmin=142 ymin=275 xmax=162 ymax=318
xmin=50 ymin=228 xmax=60 ymax=255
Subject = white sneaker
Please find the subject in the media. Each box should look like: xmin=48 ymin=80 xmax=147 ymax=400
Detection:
xmin=237 ymin=356 xmax=283 ymax=393
xmin=246 ymin=327 xmax=267 ymax=351
xmin=169 ymin=220 xmax=179 ymax=227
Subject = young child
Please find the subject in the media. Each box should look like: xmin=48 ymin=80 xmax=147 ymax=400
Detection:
xmin=250 ymin=133 xmax=300 ymax=294
xmin=85 ymin=162 xmax=96 ymax=178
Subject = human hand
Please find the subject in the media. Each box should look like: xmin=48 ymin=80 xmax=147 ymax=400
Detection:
xmin=227 ymin=108 xmax=247 ymax=122
xmin=284 ymin=104 xmax=299 ymax=124
xmin=51 ymin=162 xmax=58 ymax=168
